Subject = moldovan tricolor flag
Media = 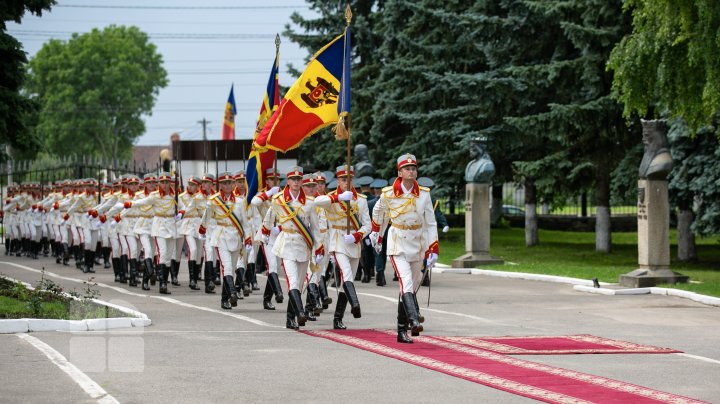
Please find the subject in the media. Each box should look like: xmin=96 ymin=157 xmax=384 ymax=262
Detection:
xmin=254 ymin=29 xmax=350 ymax=153
xmin=246 ymin=53 xmax=280 ymax=203
xmin=221 ymin=85 xmax=236 ymax=140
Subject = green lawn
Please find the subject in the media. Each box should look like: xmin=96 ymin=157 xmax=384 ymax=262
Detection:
xmin=0 ymin=277 xmax=129 ymax=320
xmin=439 ymin=227 xmax=720 ymax=297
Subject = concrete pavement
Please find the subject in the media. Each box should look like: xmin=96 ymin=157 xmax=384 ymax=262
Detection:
xmin=1 ymin=254 xmax=718 ymax=403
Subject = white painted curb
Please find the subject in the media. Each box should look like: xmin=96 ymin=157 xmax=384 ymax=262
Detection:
xmin=0 ymin=277 xmax=151 ymax=334
xmin=434 ymin=263 xmax=720 ymax=307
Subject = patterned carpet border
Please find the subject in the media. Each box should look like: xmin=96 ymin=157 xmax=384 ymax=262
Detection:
xmin=303 ymin=329 xmax=705 ymax=404
xmin=431 ymin=334 xmax=682 ymax=355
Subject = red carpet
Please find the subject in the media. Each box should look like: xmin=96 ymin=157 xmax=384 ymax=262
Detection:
xmin=432 ymin=334 xmax=682 ymax=355
xmin=304 ymin=329 xmax=704 ymax=404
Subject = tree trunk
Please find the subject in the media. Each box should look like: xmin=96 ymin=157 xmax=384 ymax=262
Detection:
xmin=595 ymin=166 xmax=612 ymax=253
xmin=677 ymin=199 xmax=697 ymax=262
xmin=524 ymin=178 xmax=538 ymax=246
xmin=491 ymin=183 xmax=503 ymax=225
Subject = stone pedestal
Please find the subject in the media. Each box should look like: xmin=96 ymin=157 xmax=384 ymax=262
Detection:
xmin=620 ymin=180 xmax=688 ymax=287
xmin=453 ymin=183 xmax=503 ymax=268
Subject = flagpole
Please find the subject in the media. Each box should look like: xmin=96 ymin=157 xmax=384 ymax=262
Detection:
xmin=273 ymin=34 xmax=281 ymax=189
xmin=343 ymin=4 xmax=353 ymax=234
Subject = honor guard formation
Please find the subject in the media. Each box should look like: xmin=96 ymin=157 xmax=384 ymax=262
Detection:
xmin=1 ymin=153 xmax=443 ymax=343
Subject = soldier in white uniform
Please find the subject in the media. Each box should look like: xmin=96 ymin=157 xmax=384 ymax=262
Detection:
xmin=67 ymin=179 xmax=101 ymax=273
xmin=178 ymin=176 xmax=202 ymax=290
xmin=251 ymin=168 xmax=284 ymax=310
xmin=107 ymin=176 xmax=146 ymax=288
xmin=198 ymin=172 xmax=252 ymax=309
xmin=95 ymin=178 xmax=127 ymax=283
xmin=315 ymin=165 xmax=371 ymax=329
xmin=123 ymin=172 xmax=178 ymax=294
xmin=370 ymin=154 xmax=439 ymax=343
xmin=232 ymin=170 xmax=253 ymax=297
xmin=261 ymin=166 xmax=323 ymax=329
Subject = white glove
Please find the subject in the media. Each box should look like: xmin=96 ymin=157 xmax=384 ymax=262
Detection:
xmin=374 ymin=242 xmax=383 ymax=254
xmin=442 ymin=225 xmax=450 ymax=233
xmin=174 ymin=213 xmax=183 ymax=221
xmin=329 ymin=255 xmax=335 ymax=265
xmin=369 ymin=231 xmax=379 ymax=246
xmin=270 ymin=226 xmax=281 ymax=236
xmin=245 ymin=243 xmax=253 ymax=253
xmin=266 ymin=186 xmax=280 ymax=197
xmin=338 ymin=190 xmax=353 ymax=201
xmin=109 ymin=220 xmax=118 ymax=229
xmin=315 ymin=254 xmax=324 ymax=264
xmin=427 ymin=253 xmax=438 ymax=266
xmin=198 ymin=233 xmax=206 ymax=240
xmin=261 ymin=234 xmax=269 ymax=244
xmin=343 ymin=234 xmax=356 ymax=244
xmin=91 ymin=219 xmax=102 ymax=230
xmin=364 ymin=238 xmax=371 ymax=246
xmin=32 ymin=208 xmax=38 ymax=213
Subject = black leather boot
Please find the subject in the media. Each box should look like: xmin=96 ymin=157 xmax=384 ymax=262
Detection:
xmin=170 ymin=259 xmax=180 ymax=286
xmin=397 ymin=299 xmax=412 ymax=343
xmin=221 ymin=275 xmax=235 ymax=309
xmin=318 ymin=279 xmax=332 ymax=309
xmin=235 ymin=267 xmax=248 ymax=297
xmin=112 ymin=256 xmax=121 ymax=282
xmin=144 ymin=258 xmax=156 ymax=286
xmin=247 ymin=262 xmax=260 ymax=292
xmin=343 ymin=282 xmax=361 ymax=319
xmin=103 ymin=247 xmax=111 ymax=269
xmin=62 ymin=243 xmax=70 ymax=265
xmin=402 ymin=293 xmax=423 ymax=336
xmin=141 ymin=260 xmax=151 ymax=291
xmin=204 ymin=261 xmax=215 ymax=294
xmin=414 ymin=294 xmax=425 ymax=324
xmin=288 ymin=289 xmax=307 ymax=326
xmin=128 ymin=258 xmax=138 ymax=287
xmin=333 ymin=292 xmax=348 ymax=330
xmin=213 ymin=260 xmax=221 ymax=286
xmin=55 ymin=242 xmax=62 ymax=264
xmin=84 ymin=250 xmax=95 ymax=273
xmin=262 ymin=279 xmax=275 ymax=310
xmin=306 ymin=283 xmax=321 ymax=316
xmin=188 ymin=261 xmax=200 ymax=290
xmin=159 ymin=264 xmax=171 ymax=294
xmin=119 ymin=254 xmax=128 ymax=283
xmin=304 ymin=286 xmax=317 ymax=321
xmin=268 ymin=272 xmax=284 ymax=303
xmin=286 ymin=300 xmax=298 ymax=330
xmin=376 ymin=271 xmax=386 ymax=286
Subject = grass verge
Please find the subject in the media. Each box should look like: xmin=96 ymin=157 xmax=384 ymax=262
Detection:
xmin=439 ymin=227 xmax=720 ymax=298
xmin=0 ymin=275 xmax=130 ymax=320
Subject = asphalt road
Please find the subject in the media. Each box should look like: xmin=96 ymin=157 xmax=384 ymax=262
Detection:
xmin=1 ymin=254 xmax=719 ymax=403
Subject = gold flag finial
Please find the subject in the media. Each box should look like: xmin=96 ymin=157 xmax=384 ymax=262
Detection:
xmin=345 ymin=3 xmax=352 ymax=26
xmin=275 ymin=33 xmax=281 ymax=50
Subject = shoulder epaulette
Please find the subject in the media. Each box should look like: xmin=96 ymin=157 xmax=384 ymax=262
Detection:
xmin=382 ymin=185 xmax=393 ymax=192
xmin=357 ymin=193 xmax=367 ymax=199
xmin=210 ymin=192 xmax=221 ymax=199
xmin=271 ymin=193 xmax=282 ymax=200
xmin=150 ymin=190 xmax=160 ymax=196
xmin=307 ymin=195 xmax=316 ymax=201
xmin=419 ymin=186 xmax=430 ymax=192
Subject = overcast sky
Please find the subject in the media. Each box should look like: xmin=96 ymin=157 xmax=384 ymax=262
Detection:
xmin=8 ymin=0 xmax=321 ymax=145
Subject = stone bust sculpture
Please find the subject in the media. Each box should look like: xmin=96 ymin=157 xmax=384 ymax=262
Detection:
xmin=638 ymin=119 xmax=673 ymax=180
xmin=464 ymin=138 xmax=495 ymax=183
xmin=354 ymin=143 xmax=375 ymax=177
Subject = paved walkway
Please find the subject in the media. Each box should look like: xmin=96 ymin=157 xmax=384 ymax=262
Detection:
xmin=1 ymin=254 xmax=719 ymax=403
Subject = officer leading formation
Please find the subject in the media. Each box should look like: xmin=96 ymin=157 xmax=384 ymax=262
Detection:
xmin=1 ymin=153 xmax=441 ymax=340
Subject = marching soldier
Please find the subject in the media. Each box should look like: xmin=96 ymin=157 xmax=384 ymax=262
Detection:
xmin=95 ymin=178 xmax=127 ymax=283
xmin=315 ymin=165 xmax=371 ymax=329
xmin=312 ymin=172 xmax=333 ymax=309
xmin=300 ymin=174 xmax=325 ymax=321
xmin=232 ymin=170 xmax=253 ymax=296
xmin=261 ymin=166 xmax=323 ymax=329
xmin=178 ymin=175 xmax=203 ymax=290
xmin=251 ymin=168 xmax=284 ymax=310
xmin=107 ymin=176 xmax=145 ymax=288
xmin=198 ymin=172 xmax=252 ymax=309
xmin=67 ymin=179 xmax=100 ymax=273
xmin=122 ymin=172 xmax=178 ymax=294
xmin=370 ymin=154 xmax=439 ymax=343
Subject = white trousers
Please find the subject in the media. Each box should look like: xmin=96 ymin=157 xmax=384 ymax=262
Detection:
xmin=122 ymin=235 xmax=140 ymax=260
xmin=260 ymin=243 xmax=279 ymax=274
xmin=185 ymin=235 xmax=203 ymax=263
xmin=389 ymin=255 xmax=423 ymax=294
xmin=281 ymin=259 xmax=308 ymax=291
xmin=83 ymin=228 xmax=98 ymax=251
xmin=139 ymin=234 xmax=155 ymax=261
xmin=215 ymin=246 xmax=239 ymax=278
xmin=155 ymin=237 xmax=176 ymax=266
xmin=110 ymin=233 xmax=122 ymax=258
xmin=332 ymin=252 xmax=358 ymax=285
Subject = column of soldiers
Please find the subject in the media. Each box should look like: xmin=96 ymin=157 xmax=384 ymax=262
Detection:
xmin=1 ymin=153 xmax=441 ymax=341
